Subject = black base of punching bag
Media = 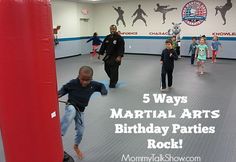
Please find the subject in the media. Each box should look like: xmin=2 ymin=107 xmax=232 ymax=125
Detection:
xmin=63 ymin=151 xmax=74 ymax=162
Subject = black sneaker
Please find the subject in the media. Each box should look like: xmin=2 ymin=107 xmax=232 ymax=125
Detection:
xmin=64 ymin=151 xmax=74 ymax=162
xmin=109 ymin=84 xmax=116 ymax=88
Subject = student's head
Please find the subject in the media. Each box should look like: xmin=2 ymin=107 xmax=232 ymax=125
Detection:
xmin=56 ymin=26 xmax=61 ymax=30
xmin=171 ymin=35 xmax=176 ymax=41
xmin=118 ymin=7 xmax=121 ymax=10
xmin=192 ymin=37 xmax=197 ymax=43
xmin=165 ymin=39 xmax=173 ymax=49
xmin=93 ymin=32 xmax=97 ymax=37
xmin=78 ymin=66 xmax=93 ymax=87
xmin=110 ymin=25 xmax=117 ymax=34
xmin=199 ymin=37 xmax=205 ymax=45
xmin=213 ymin=35 xmax=218 ymax=41
xmin=138 ymin=4 xmax=141 ymax=8
xmin=201 ymin=35 xmax=207 ymax=40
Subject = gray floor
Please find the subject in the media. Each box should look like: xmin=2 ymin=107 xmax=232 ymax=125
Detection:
xmin=1 ymin=54 xmax=236 ymax=162
xmin=57 ymin=55 xmax=236 ymax=162
xmin=0 ymin=130 xmax=5 ymax=162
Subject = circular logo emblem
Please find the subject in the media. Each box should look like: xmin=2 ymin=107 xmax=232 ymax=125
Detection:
xmin=81 ymin=9 xmax=89 ymax=15
xmin=182 ymin=0 xmax=207 ymax=26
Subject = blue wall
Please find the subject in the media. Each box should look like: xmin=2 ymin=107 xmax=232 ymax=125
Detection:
xmin=124 ymin=36 xmax=170 ymax=55
xmin=181 ymin=37 xmax=236 ymax=59
xmin=55 ymin=37 xmax=91 ymax=58
xmin=55 ymin=36 xmax=236 ymax=59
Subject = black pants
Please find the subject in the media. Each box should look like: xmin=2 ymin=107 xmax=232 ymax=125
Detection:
xmin=105 ymin=62 xmax=119 ymax=86
xmin=176 ymin=46 xmax=180 ymax=56
xmin=161 ymin=66 xmax=173 ymax=89
xmin=191 ymin=54 xmax=195 ymax=64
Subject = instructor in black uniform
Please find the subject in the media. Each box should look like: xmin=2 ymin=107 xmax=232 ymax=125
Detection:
xmin=99 ymin=25 xmax=125 ymax=88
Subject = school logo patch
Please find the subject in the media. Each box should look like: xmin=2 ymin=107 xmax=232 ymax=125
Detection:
xmin=182 ymin=0 xmax=207 ymax=26
xmin=113 ymin=40 xmax=117 ymax=44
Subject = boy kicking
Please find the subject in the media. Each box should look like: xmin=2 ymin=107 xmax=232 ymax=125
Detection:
xmin=58 ymin=66 xmax=108 ymax=159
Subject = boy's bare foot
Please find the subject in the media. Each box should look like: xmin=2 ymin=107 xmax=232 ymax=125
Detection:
xmin=74 ymin=145 xmax=84 ymax=159
xmin=160 ymin=87 xmax=168 ymax=92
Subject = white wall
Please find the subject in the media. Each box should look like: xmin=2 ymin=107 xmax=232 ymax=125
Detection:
xmin=93 ymin=0 xmax=236 ymax=58
xmin=51 ymin=0 xmax=236 ymax=58
xmin=52 ymin=0 xmax=79 ymax=38
xmin=94 ymin=0 xmax=180 ymax=36
xmin=94 ymin=0 xmax=236 ymax=37
xmin=51 ymin=0 xmax=95 ymax=58
xmin=52 ymin=0 xmax=95 ymax=38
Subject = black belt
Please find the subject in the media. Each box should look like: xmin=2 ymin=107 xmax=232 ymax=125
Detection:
xmin=66 ymin=102 xmax=85 ymax=112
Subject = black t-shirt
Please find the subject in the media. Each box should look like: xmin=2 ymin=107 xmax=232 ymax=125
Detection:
xmin=160 ymin=48 xmax=178 ymax=68
xmin=99 ymin=33 xmax=125 ymax=59
xmin=58 ymin=79 xmax=107 ymax=112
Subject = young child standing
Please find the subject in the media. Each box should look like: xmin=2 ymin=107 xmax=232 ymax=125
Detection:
xmin=160 ymin=39 xmax=178 ymax=91
xmin=87 ymin=32 xmax=103 ymax=58
xmin=171 ymin=35 xmax=178 ymax=52
xmin=211 ymin=36 xmax=222 ymax=63
xmin=58 ymin=66 xmax=108 ymax=159
xmin=188 ymin=37 xmax=198 ymax=65
xmin=195 ymin=37 xmax=210 ymax=75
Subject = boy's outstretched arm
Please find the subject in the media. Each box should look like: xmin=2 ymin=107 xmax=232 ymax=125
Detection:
xmin=94 ymin=82 xmax=108 ymax=95
xmin=58 ymin=82 xmax=70 ymax=98
xmin=100 ymin=84 xmax=108 ymax=96
xmin=58 ymin=87 xmax=67 ymax=98
xmin=87 ymin=37 xmax=93 ymax=43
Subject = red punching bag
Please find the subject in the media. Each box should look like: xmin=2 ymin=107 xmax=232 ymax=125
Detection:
xmin=0 ymin=0 xmax=63 ymax=162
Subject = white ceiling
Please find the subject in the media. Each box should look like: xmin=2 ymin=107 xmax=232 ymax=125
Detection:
xmin=62 ymin=0 xmax=128 ymax=4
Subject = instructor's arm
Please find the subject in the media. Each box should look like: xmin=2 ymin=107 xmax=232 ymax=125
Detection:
xmin=116 ymin=37 xmax=125 ymax=62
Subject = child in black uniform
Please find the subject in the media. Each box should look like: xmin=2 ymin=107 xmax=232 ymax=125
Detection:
xmin=58 ymin=66 xmax=107 ymax=159
xmin=160 ymin=39 xmax=178 ymax=92
xmin=188 ymin=37 xmax=198 ymax=65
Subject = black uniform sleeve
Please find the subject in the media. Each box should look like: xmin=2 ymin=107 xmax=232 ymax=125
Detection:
xmin=117 ymin=36 xmax=125 ymax=57
xmin=58 ymin=80 xmax=73 ymax=98
xmin=87 ymin=37 xmax=93 ymax=43
xmin=171 ymin=49 xmax=178 ymax=60
xmin=99 ymin=36 xmax=109 ymax=55
xmin=160 ymin=50 xmax=164 ymax=61
xmin=189 ymin=44 xmax=192 ymax=54
xmin=94 ymin=82 xmax=108 ymax=95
